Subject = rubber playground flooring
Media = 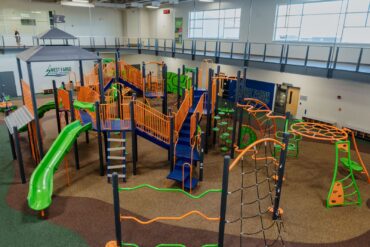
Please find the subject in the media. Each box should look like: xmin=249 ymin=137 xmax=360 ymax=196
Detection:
xmin=1 ymin=95 xmax=370 ymax=246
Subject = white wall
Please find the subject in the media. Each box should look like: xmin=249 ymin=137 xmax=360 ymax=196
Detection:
xmin=0 ymin=53 xmax=95 ymax=96
xmin=121 ymin=0 xmax=366 ymax=61
xmin=0 ymin=0 xmax=124 ymax=37
xmin=120 ymin=53 xmax=370 ymax=132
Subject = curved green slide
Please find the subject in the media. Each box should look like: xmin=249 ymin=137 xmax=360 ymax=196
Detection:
xmin=37 ymin=101 xmax=56 ymax=118
xmin=19 ymin=101 xmax=56 ymax=133
xmin=28 ymin=120 xmax=92 ymax=211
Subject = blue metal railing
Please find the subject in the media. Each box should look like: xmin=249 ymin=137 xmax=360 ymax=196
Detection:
xmin=1 ymin=34 xmax=369 ymax=74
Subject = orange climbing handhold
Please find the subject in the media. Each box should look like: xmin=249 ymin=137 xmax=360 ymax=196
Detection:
xmin=328 ymin=182 xmax=344 ymax=206
xmin=272 ymin=175 xmax=285 ymax=182
xmin=105 ymin=241 xmax=119 ymax=247
xmin=268 ymin=206 xmax=284 ymax=216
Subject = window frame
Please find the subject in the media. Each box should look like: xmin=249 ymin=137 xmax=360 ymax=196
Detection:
xmin=273 ymin=0 xmax=370 ymax=45
xmin=188 ymin=8 xmax=241 ymax=40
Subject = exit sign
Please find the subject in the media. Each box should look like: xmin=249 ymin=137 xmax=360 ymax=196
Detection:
xmin=163 ymin=9 xmax=170 ymax=14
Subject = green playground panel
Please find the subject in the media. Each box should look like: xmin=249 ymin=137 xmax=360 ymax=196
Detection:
xmin=166 ymin=72 xmax=192 ymax=95
xmin=239 ymin=126 xmax=257 ymax=149
xmin=73 ymin=100 xmax=95 ymax=112
xmin=0 ymin=105 xmax=17 ymax=112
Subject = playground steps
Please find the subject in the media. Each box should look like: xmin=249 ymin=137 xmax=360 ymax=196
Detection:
xmin=167 ymin=158 xmax=199 ymax=190
xmin=167 ymin=89 xmax=205 ymax=190
xmin=106 ymin=132 xmax=127 ymax=182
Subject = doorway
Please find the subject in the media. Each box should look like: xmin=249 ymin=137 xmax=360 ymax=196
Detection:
xmin=285 ymin=87 xmax=300 ymax=116
xmin=0 ymin=72 xmax=18 ymax=97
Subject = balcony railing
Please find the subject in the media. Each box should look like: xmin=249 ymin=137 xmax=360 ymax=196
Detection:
xmin=1 ymin=35 xmax=369 ymax=74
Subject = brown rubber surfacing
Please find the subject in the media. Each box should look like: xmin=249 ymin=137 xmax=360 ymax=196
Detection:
xmin=4 ymin=95 xmax=370 ymax=246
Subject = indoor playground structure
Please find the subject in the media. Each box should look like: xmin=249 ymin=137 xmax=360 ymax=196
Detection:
xmin=3 ymin=28 xmax=370 ymax=247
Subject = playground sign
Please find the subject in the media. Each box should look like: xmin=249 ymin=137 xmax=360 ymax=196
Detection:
xmin=45 ymin=65 xmax=71 ymax=77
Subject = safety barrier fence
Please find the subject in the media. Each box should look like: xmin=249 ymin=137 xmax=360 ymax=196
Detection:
xmin=145 ymin=74 xmax=164 ymax=97
xmin=190 ymin=94 xmax=205 ymax=141
xmin=119 ymin=61 xmax=144 ymax=91
xmin=4 ymin=35 xmax=370 ymax=74
xmin=134 ymin=100 xmax=171 ymax=144
xmin=98 ymin=103 xmax=130 ymax=130
xmin=174 ymin=91 xmax=190 ymax=132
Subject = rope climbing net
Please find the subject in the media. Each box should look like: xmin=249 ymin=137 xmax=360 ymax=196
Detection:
xmin=108 ymin=136 xmax=290 ymax=247
xmin=225 ymin=138 xmax=289 ymax=247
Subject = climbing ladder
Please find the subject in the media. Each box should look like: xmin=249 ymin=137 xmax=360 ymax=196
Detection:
xmin=107 ymin=132 xmax=127 ymax=182
xmin=327 ymin=141 xmax=362 ymax=207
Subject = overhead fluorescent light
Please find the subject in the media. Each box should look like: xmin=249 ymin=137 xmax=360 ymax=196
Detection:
xmin=131 ymin=2 xmax=143 ymax=8
xmin=169 ymin=0 xmax=179 ymax=4
xmin=199 ymin=0 xmax=214 ymax=2
xmin=72 ymin=0 xmax=89 ymax=3
xmin=60 ymin=1 xmax=94 ymax=7
xmin=95 ymin=2 xmax=126 ymax=8
xmin=146 ymin=1 xmax=160 ymax=8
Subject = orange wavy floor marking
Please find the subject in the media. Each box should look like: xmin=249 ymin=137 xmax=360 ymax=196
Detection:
xmin=120 ymin=210 xmax=220 ymax=225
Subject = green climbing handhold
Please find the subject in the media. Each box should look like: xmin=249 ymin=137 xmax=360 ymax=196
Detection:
xmin=220 ymin=146 xmax=229 ymax=152
xmin=227 ymin=126 xmax=233 ymax=131
xmin=218 ymin=121 xmax=228 ymax=126
xmin=218 ymin=111 xmax=225 ymax=116
xmin=212 ymin=127 xmax=220 ymax=132
xmin=340 ymin=158 xmax=363 ymax=172
xmin=225 ymin=139 xmax=232 ymax=144
xmin=220 ymin=133 xmax=230 ymax=139
xmin=214 ymin=116 xmax=221 ymax=120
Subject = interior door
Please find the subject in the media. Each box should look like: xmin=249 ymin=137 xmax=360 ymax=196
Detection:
xmin=285 ymin=87 xmax=300 ymax=116
xmin=0 ymin=72 xmax=17 ymax=97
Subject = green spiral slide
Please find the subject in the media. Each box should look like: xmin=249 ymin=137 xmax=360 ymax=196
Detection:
xmin=27 ymin=120 xmax=92 ymax=211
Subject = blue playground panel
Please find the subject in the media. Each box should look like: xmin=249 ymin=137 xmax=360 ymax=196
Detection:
xmin=101 ymin=119 xmax=131 ymax=132
xmin=79 ymin=110 xmax=131 ymax=132
xmin=224 ymin=79 xmax=275 ymax=109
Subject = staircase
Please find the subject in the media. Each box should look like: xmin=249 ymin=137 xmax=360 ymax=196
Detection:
xmin=167 ymin=89 xmax=205 ymax=190
xmin=106 ymin=132 xmax=127 ymax=182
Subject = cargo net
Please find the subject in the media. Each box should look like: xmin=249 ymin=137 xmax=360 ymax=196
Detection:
xmin=227 ymin=139 xmax=287 ymax=246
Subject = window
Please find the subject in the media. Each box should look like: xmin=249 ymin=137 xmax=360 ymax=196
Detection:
xmin=188 ymin=8 xmax=241 ymax=39
xmin=274 ymin=0 xmax=370 ymax=44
